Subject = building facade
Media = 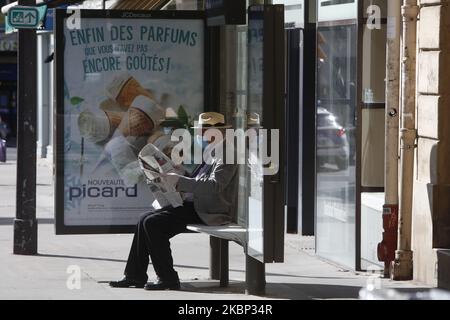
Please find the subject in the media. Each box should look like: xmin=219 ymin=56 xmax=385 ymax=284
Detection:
xmin=414 ymin=0 xmax=450 ymax=288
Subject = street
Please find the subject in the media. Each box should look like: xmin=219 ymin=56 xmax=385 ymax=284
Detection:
xmin=0 ymin=148 xmax=431 ymax=300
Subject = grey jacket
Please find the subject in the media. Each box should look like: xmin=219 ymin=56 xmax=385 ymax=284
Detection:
xmin=176 ymin=158 xmax=238 ymax=226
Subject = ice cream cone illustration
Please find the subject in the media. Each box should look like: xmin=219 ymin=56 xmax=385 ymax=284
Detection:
xmin=106 ymin=73 xmax=155 ymax=109
xmin=105 ymin=110 xmax=124 ymax=131
xmin=119 ymin=108 xmax=154 ymax=137
xmin=78 ymin=110 xmax=111 ymax=143
xmin=78 ymin=110 xmax=124 ymax=143
xmin=104 ymin=135 xmax=141 ymax=182
xmin=118 ymin=95 xmax=165 ymax=137
xmin=100 ymin=98 xmax=128 ymax=113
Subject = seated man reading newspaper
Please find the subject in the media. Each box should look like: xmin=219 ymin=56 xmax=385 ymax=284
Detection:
xmin=138 ymin=142 xmax=186 ymax=209
xmin=110 ymin=112 xmax=238 ymax=291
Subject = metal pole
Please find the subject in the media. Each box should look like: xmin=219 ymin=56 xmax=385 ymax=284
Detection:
xmin=210 ymin=236 xmax=221 ymax=280
xmin=13 ymin=0 xmax=38 ymax=255
xmin=391 ymin=0 xmax=418 ymax=281
xmin=219 ymin=239 xmax=229 ymax=287
xmin=378 ymin=0 xmax=401 ymax=278
xmin=245 ymin=254 xmax=265 ymax=296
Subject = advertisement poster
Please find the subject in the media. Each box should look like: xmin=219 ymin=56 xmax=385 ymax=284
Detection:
xmin=55 ymin=10 xmax=205 ymax=234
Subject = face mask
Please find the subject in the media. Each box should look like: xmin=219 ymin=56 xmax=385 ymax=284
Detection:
xmin=195 ymin=134 xmax=209 ymax=150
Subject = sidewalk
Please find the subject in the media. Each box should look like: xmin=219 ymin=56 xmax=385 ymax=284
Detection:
xmin=0 ymin=148 xmax=432 ymax=300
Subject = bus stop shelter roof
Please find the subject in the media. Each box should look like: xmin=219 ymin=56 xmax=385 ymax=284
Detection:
xmin=2 ymin=0 xmax=170 ymax=15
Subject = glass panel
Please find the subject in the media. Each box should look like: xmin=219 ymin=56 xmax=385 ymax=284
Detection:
xmin=361 ymin=8 xmax=387 ymax=188
xmin=272 ymin=0 xmax=305 ymax=28
xmin=316 ymin=24 xmax=357 ymax=269
xmin=317 ymin=0 xmax=358 ymax=22
xmin=236 ymin=25 xmax=249 ymax=227
xmin=175 ymin=0 xmax=202 ymax=10
xmin=360 ymin=0 xmax=387 ymax=269
xmin=247 ymin=7 xmax=264 ymax=260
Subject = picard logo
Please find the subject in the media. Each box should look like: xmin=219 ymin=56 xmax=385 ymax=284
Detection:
xmin=69 ymin=184 xmax=138 ymax=201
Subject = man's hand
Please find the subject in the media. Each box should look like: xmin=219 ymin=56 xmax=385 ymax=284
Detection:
xmin=150 ymin=172 xmax=181 ymax=188
xmin=164 ymin=172 xmax=181 ymax=188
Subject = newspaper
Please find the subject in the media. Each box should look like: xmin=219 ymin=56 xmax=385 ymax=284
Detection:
xmin=138 ymin=141 xmax=185 ymax=208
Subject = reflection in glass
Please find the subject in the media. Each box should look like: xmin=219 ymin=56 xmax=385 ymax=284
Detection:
xmin=246 ymin=7 xmax=264 ymax=260
xmin=316 ymin=24 xmax=357 ymax=268
xmin=360 ymin=1 xmax=387 ymax=269
xmin=361 ymin=21 xmax=387 ymax=188
xmin=236 ymin=25 xmax=249 ymax=228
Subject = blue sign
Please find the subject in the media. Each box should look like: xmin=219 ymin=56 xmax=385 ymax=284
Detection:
xmin=5 ymin=5 xmax=48 ymax=33
xmin=7 ymin=6 xmax=40 ymax=29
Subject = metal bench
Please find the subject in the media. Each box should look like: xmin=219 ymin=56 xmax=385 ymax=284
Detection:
xmin=186 ymin=224 xmax=247 ymax=246
xmin=186 ymin=223 xmax=265 ymax=295
xmin=186 ymin=223 xmax=245 ymax=287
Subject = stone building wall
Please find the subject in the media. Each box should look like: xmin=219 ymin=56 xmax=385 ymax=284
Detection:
xmin=414 ymin=0 xmax=450 ymax=286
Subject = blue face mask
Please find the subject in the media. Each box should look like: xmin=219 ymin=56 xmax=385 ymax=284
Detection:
xmin=195 ymin=135 xmax=209 ymax=150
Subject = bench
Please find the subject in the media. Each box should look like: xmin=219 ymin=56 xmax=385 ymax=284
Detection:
xmin=186 ymin=223 xmax=265 ymax=295
xmin=187 ymin=224 xmax=247 ymax=246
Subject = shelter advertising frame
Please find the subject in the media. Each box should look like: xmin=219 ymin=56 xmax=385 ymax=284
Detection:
xmin=54 ymin=9 xmax=207 ymax=235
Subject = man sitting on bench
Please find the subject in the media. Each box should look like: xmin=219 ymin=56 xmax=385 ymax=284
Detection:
xmin=110 ymin=112 xmax=238 ymax=291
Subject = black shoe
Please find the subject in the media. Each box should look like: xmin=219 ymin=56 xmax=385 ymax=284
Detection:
xmin=144 ymin=278 xmax=181 ymax=291
xmin=109 ymin=276 xmax=146 ymax=288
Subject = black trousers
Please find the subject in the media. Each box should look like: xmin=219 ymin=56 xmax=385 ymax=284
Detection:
xmin=124 ymin=202 xmax=203 ymax=282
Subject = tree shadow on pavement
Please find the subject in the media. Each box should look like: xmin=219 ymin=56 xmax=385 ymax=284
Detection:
xmin=180 ymin=281 xmax=247 ymax=295
xmin=180 ymin=282 xmax=432 ymax=300
xmin=37 ymin=253 xmax=128 ymax=264
xmin=21 ymin=250 xmax=355 ymax=281
xmin=179 ymin=281 xmax=363 ymax=299
xmin=0 ymin=218 xmax=54 ymax=225
xmin=264 ymin=283 xmax=432 ymax=300
xmin=266 ymin=283 xmax=364 ymax=300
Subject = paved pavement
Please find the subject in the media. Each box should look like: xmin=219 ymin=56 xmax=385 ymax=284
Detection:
xmin=0 ymin=147 xmax=434 ymax=300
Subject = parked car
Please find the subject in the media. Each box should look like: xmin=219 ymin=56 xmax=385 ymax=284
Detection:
xmin=316 ymin=108 xmax=350 ymax=171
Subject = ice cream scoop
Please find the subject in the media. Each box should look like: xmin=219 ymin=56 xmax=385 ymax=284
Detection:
xmin=78 ymin=110 xmax=125 ymax=143
xmin=106 ymin=73 xmax=155 ymax=109
xmin=118 ymin=95 xmax=165 ymax=137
